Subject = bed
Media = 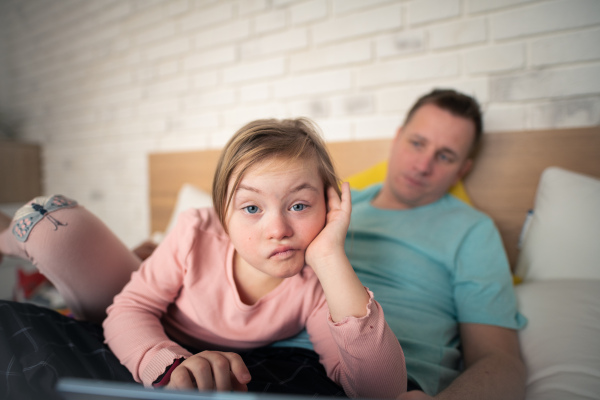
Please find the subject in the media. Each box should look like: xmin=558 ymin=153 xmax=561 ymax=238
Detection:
xmin=149 ymin=126 xmax=600 ymax=400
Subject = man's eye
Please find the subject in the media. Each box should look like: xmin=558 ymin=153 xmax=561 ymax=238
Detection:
xmin=438 ymin=153 xmax=454 ymax=163
xmin=244 ymin=205 xmax=260 ymax=214
xmin=411 ymin=140 xmax=423 ymax=148
xmin=291 ymin=204 xmax=307 ymax=211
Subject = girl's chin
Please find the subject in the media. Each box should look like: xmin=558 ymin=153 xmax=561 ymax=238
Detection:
xmin=274 ymin=263 xmax=306 ymax=279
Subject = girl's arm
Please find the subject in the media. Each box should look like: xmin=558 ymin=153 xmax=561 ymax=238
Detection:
xmin=305 ymin=182 xmax=407 ymax=398
xmin=305 ymin=289 xmax=407 ymax=399
xmin=305 ymin=182 xmax=368 ymax=322
xmin=103 ymin=218 xmax=195 ymax=385
xmin=103 ymin=210 xmax=250 ymax=390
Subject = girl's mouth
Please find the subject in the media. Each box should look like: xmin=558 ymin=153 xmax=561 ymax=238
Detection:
xmin=270 ymin=248 xmax=296 ymax=259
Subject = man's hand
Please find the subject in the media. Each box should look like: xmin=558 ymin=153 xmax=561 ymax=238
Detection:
xmin=167 ymin=351 xmax=251 ymax=392
xmin=399 ymin=325 xmax=525 ymax=400
xmin=432 ymin=323 xmax=526 ymax=400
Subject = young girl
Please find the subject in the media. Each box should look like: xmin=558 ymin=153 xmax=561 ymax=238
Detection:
xmin=103 ymin=118 xmax=406 ymax=398
xmin=0 ymin=118 xmax=406 ymax=398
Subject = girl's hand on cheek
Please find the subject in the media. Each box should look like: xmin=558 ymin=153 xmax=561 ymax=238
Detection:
xmin=166 ymin=351 xmax=251 ymax=392
xmin=305 ymin=182 xmax=351 ymax=268
xmin=305 ymin=182 xmax=368 ymax=321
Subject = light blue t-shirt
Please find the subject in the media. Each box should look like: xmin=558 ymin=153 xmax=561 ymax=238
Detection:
xmin=274 ymin=184 xmax=527 ymax=395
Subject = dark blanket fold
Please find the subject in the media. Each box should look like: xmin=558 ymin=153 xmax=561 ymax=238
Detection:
xmin=0 ymin=300 xmax=345 ymax=400
xmin=0 ymin=300 xmax=132 ymax=400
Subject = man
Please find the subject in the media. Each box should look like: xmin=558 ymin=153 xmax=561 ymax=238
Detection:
xmin=277 ymin=89 xmax=527 ymax=399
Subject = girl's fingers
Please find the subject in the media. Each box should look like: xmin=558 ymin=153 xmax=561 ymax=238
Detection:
xmin=203 ymin=352 xmax=233 ymax=391
xmin=328 ymin=183 xmax=351 ymax=210
xmin=327 ymin=185 xmax=341 ymax=211
xmin=168 ymin=351 xmax=250 ymax=392
xmin=340 ymin=181 xmax=351 ymax=213
xmin=206 ymin=351 xmax=250 ymax=391
xmin=168 ymin=362 xmax=204 ymax=390
xmin=223 ymin=352 xmax=251 ymax=391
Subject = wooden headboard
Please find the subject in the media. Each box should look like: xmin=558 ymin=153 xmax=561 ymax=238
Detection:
xmin=149 ymin=126 xmax=600 ymax=270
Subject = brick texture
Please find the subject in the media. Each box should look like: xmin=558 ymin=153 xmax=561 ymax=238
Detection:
xmin=0 ymin=0 xmax=598 ymax=246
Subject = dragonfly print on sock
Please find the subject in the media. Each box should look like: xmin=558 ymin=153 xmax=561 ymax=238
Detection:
xmin=12 ymin=195 xmax=78 ymax=242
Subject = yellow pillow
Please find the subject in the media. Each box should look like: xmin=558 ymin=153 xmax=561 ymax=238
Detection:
xmin=344 ymin=161 xmax=525 ymax=284
xmin=513 ymin=276 xmax=523 ymax=285
xmin=345 ymin=160 xmax=472 ymax=206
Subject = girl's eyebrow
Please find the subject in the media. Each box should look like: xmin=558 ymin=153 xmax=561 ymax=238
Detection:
xmin=236 ymin=182 xmax=320 ymax=194
xmin=291 ymin=183 xmax=320 ymax=193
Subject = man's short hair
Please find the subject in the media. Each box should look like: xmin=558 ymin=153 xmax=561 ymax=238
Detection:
xmin=404 ymin=89 xmax=483 ymax=158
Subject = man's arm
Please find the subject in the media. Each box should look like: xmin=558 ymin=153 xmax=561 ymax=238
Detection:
xmin=400 ymin=323 xmax=526 ymax=400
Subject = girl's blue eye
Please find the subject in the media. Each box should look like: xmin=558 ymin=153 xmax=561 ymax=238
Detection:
xmin=244 ymin=205 xmax=260 ymax=214
xmin=291 ymin=204 xmax=306 ymax=211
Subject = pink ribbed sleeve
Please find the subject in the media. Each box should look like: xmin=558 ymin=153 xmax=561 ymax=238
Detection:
xmin=307 ymin=289 xmax=407 ymax=398
xmin=103 ymin=209 xmax=199 ymax=385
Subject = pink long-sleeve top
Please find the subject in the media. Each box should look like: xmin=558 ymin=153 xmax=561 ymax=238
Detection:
xmin=103 ymin=208 xmax=406 ymax=398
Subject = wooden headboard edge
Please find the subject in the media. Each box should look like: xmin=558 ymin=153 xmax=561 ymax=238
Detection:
xmin=149 ymin=126 xmax=600 ymax=270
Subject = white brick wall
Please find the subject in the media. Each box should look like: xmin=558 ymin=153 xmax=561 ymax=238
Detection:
xmin=291 ymin=0 xmax=327 ymax=25
xmin=1 ymin=0 xmax=599 ymax=246
xmin=312 ymin=3 xmax=403 ymax=45
xmin=531 ymin=27 xmax=600 ymax=66
xmin=491 ymin=0 xmax=600 ymax=40
xmin=464 ymin=43 xmax=526 ymax=74
xmin=409 ymin=0 xmax=460 ymax=26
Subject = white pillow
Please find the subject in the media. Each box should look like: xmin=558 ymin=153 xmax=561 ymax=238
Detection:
xmin=515 ymin=167 xmax=600 ymax=281
xmin=516 ymin=280 xmax=600 ymax=400
xmin=152 ymin=184 xmax=213 ymax=242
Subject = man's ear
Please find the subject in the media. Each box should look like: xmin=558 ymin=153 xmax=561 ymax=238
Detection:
xmin=455 ymin=158 xmax=473 ymax=183
xmin=388 ymin=126 xmax=404 ymax=159
xmin=394 ymin=126 xmax=403 ymax=139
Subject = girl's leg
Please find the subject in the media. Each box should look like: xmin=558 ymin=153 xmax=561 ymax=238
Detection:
xmin=0 ymin=198 xmax=141 ymax=324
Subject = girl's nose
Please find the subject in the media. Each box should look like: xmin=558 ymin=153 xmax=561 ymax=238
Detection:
xmin=266 ymin=212 xmax=293 ymax=240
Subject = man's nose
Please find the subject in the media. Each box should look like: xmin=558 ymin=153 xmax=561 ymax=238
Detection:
xmin=414 ymin=152 xmax=434 ymax=175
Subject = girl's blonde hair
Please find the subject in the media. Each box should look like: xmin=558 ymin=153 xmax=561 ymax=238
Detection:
xmin=212 ymin=118 xmax=340 ymax=231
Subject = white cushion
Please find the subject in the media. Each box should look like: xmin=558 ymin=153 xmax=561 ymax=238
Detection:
xmin=515 ymin=167 xmax=600 ymax=281
xmin=516 ymin=280 xmax=600 ymax=400
xmin=152 ymin=184 xmax=213 ymax=242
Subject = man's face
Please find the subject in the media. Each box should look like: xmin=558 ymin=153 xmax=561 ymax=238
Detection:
xmin=374 ymin=104 xmax=475 ymax=210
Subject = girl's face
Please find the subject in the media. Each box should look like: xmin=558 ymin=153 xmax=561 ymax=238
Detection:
xmin=226 ymin=156 xmax=327 ymax=283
